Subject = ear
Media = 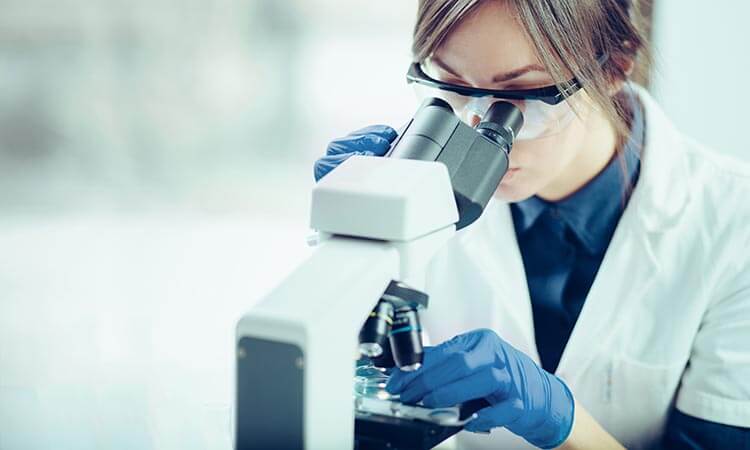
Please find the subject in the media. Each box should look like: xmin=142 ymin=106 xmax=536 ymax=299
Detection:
xmin=607 ymin=40 xmax=637 ymax=95
xmin=607 ymin=55 xmax=636 ymax=95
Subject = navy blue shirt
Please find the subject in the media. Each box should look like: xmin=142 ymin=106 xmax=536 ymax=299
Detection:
xmin=509 ymin=90 xmax=749 ymax=447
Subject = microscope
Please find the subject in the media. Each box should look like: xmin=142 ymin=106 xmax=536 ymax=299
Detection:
xmin=235 ymin=97 xmax=523 ymax=449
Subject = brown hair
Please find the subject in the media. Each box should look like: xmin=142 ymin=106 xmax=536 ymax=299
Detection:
xmin=412 ymin=0 xmax=652 ymax=148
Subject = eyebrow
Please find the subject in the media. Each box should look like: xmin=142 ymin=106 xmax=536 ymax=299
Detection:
xmin=430 ymin=56 xmax=547 ymax=84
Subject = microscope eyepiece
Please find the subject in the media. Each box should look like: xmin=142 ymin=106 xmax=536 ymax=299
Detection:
xmin=420 ymin=96 xmax=454 ymax=112
xmin=476 ymin=101 xmax=524 ymax=150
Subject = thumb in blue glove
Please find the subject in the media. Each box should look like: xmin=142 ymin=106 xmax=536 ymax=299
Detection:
xmin=313 ymin=124 xmax=398 ymax=182
xmin=385 ymin=328 xmax=575 ymax=449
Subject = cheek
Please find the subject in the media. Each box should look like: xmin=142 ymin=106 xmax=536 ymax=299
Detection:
xmin=509 ymin=137 xmax=570 ymax=174
xmin=510 ymin=113 xmax=588 ymax=172
xmin=495 ymin=119 xmax=588 ymax=200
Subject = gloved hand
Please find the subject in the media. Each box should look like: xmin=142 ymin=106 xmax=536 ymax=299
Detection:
xmin=313 ymin=125 xmax=398 ymax=182
xmin=385 ymin=328 xmax=575 ymax=449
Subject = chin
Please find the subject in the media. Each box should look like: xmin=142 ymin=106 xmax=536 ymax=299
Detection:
xmin=493 ymin=182 xmax=535 ymax=203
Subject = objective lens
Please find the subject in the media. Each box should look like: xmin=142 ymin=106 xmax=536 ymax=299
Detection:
xmin=389 ymin=307 xmax=423 ymax=371
xmin=370 ymin=337 xmax=396 ymax=369
xmin=358 ymin=301 xmax=394 ymax=358
xmin=358 ymin=343 xmax=382 ymax=358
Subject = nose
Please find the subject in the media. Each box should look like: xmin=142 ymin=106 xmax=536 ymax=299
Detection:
xmin=463 ymin=96 xmax=493 ymax=128
xmin=464 ymin=110 xmax=482 ymax=127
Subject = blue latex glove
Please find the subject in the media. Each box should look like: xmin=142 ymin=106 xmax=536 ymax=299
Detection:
xmin=385 ymin=329 xmax=575 ymax=449
xmin=313 ymin=125 xmax=398 ymax=182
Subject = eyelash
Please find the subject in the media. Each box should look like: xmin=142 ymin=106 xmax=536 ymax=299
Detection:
xmin=444 ymin=77 xmax=530 ymax=91
xmin=445 ymin=78 xmax=471 ymax=87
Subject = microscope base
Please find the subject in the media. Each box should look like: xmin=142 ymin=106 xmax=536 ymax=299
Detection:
xmin=355 ymin=414 xmax=460 ymax=450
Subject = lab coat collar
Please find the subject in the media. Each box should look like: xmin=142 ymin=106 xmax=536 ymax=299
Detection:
xmin=462 ymin=85 xmax=690 ymax=382
xmin=512 ymin=85 xmax=644 ymax=255
xmin=511 ymin=84 xmax=687 ymax=240
xmin=476 ymin=85 xmax=689 ymax=384
xmin=511 ymin=143 xmax=642 ymax=255
xmin=553 ymin=85 xmax=685 ymax=382
xmin=628 ymin=84 xmax=691 ymax=233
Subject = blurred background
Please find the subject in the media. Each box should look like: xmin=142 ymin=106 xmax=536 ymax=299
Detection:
xmin=0 ymin=1 xmax=746 ymax=449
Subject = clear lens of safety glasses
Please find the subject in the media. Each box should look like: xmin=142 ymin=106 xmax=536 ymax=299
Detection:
xmin=412 ymin=84 xmax=577 ymax=141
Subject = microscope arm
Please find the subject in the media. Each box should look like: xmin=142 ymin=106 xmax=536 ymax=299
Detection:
xmin=236 ymin=235 xmax=400 ymax=450
xmin=236 ymin=156 xmax=460 ymax=449
xmin=235 ymin=97 xmax=522 ymax=449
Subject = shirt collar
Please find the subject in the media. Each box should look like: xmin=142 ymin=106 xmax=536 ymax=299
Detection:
xmin=512 ymin=87 xmax=644 ymax=254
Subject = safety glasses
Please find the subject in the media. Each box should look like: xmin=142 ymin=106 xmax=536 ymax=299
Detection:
xmin=407 ymin=62 xmax=581 ymax=106
xmin=405 ymin=54 xmax=607 ymax=141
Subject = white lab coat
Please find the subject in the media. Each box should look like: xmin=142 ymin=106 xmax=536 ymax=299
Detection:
xmin=421 ymin=86 xmax=750 ymax=449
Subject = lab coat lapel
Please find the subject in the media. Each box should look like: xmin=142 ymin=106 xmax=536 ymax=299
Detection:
xmin=554 ymin=211 xmax=661 ymax=382
xmin=555 ymin=85 xmax=690 ymax=383
xmin=466 ymin=199 xmax=540 ymax=361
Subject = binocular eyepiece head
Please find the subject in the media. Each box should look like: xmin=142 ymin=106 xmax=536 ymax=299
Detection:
xmin=357 ymin=99 xmax=526 ymax=371
xmin=417 ymin=97 xmax=524 ymax=151
xmin=386 ymin=97 xmax=523 ymax=230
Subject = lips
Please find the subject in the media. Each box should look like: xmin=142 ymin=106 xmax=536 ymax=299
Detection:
xmin=502 ymin=167 xmax=520 ymax=183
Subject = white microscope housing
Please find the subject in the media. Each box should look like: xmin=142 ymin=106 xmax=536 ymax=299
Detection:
xmin=235 ymin=155 xmax=459 ymax=449
xmin=235 ymin=97 xmax=521 ymax=449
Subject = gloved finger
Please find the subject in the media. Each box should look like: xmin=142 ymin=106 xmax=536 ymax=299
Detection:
xmin=348 ymin=124 xmax=398 ymax=141
xmin=463 ymin=400 xmax=523 ymax=434
xmin=436 ymin=331 xmax=483 ymax=355
xmin=397 ymin=347 xmax=499 ymax=404
xmin=386 ymin=331 xmax=487 ymax=395
xmin=326 ymin=134 xmax=392 ymax=157
xmin=463 ymin=416 xmax=494 ymax=434
xmin=385 ymin=346 xmax=441 ymax=394
xmin=421 ymin=367 xmax=511 ymax=409
xmin=313 ymin=151 xmax=374 ymax=182
xmin=397 ymin=352 xmax=471 ymax=404
xmin=392 ymin=331 xmax=498 ymax=399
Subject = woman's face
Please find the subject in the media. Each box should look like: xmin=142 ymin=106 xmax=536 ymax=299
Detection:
xmin=429 ymin=0 xmax=606 ymax=202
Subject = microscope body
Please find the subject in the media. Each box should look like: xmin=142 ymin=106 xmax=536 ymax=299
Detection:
xmin=235 ymin=98 xmax=521 ymax=449
xmin=236 ymin=155 xmax=458 ymax=449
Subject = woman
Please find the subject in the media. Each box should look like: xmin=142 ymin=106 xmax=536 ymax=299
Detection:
xmin=315 ymin=1 xmax=750 ymax=448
